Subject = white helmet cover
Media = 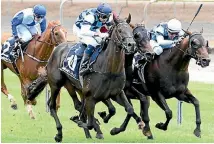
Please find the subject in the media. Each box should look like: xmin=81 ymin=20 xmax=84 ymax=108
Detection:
xmin=167 ymin=18 xmax=182 ymax=33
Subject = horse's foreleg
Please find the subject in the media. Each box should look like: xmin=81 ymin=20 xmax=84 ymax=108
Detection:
xmin=154 ymin=92 xmax=172 ymax=131
xmin=178 ymin=89 xmax=201 ymax=138
xmin=131 ymin=86 xmax=153 ymax=139
xmin=85 ymin=96 xmax=95 ymax=130
xmin=1 ymin=67 xmax=17 ymax=109
xmin=49 ymin=85 xmax=63 ymax=142
xmin=110 ymin=99 xmax=141 ymax=136
xmin=98 ymin=99 xmax=116 ymax=123
xmin=56 ymin=91 xmax=61 ymax=111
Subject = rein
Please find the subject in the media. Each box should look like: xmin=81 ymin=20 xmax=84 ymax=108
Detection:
xmin=24 ymin=24 xmax=62 ymax=63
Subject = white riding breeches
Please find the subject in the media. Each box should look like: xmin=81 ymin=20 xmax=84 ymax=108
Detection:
xmin=150 ymin=40 xmax=163 ymax=55
xmin=16 ymin=24 xmax=41 ymax=42
xmin=73 ymin=24 xmax=102 ymax=47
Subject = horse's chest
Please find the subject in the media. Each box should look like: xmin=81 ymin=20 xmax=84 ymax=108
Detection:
xmin=93 ymin=75 xmax=125 ymax=99
xmin=160 ymin=73 xmax=188 ymax=97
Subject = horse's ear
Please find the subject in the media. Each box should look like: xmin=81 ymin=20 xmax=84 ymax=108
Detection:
xmin=200 ymin=27 xmax=203 ymax=34
xmin=126 ymin=13 xmax=131 ymax=24
xmin=206 ymin=40 xmax=209 ymax=47
xmin=113 ymin=13 xmax=119 ymax=24
xmin=141 ymin=21 xmax=145 ymax=27
xmin=129 ymin=23 xmax=135 ymax=29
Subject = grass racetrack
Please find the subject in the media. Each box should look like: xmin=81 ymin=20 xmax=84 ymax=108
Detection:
xmin=1 ymin=69 xmax=214 ymax=143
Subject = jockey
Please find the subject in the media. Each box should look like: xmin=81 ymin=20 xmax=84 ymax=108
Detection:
xmin=10 ymin=4 xmax=47 ymax=60
xmin=150 ymin=18 xmax=184 ymax=55
xmin=73 ymin=3 xmax=113 ymax=76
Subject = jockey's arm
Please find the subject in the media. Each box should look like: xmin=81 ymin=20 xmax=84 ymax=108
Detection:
xmin=40 ymin=18 xmax=47 ymax=33
xmin=156 ymin=33 xmax=175 ymax=49
xmin=11 ymin=13 xmax=24 ymax=37
xmin=80 ymin=15 xmax=97 ymax=36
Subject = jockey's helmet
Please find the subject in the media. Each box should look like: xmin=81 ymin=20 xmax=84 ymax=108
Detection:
xmin=33 ymin=4 xmax=46 ymax=18
xmin=96 ymin=3 xmax=112 ymax=19
xmin=167 ymin=18 xmax=182 ymax=33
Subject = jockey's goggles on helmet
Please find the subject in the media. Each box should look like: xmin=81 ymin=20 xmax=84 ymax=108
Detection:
xmin=34 ymin=14 xmax=44 ymax=19
xmin=168 ymin=30 xmax=179 ymax=36
xmin=97 ymin=12 xmax=110 ymax=19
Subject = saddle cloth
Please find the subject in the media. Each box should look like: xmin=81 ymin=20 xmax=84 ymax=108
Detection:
xmin=60 ymin=42 xmax=102 ymax=80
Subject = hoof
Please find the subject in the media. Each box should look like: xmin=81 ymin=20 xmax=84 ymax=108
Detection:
xmin=11 ymin=104 xmax=18 ymax=110
xmin=155 ymin=122 xmax=167 ymax=131
xmin=110 ymin=127 xmax=121 ymax=135
xmin=96 ymin=133 xmax=104 ymax=139
xmin=98 ymin=111 xmax=107 ymax=119
xmin=54 ymin=135 xmax=62 ymax=143
xmin=30 ymin=115 xmax=35 ymax=119
xmin=194 ymin=129 xmax=201 ymax=138
xmin=147 ymin=135 xmax=154 ymax=140
xmin=70 ymin=115 xmax=79 ymax=123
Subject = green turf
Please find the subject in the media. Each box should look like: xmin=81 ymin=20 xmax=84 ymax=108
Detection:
xmin=1 ymin=69 xmax=214 ymax=143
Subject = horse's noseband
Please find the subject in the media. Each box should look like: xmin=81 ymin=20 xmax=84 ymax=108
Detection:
xmin=112 ymin=22 xmax=135 ymax=51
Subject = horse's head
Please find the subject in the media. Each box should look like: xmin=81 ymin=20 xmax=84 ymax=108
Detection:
xmin=132 ymin=23 xmax=155 ymax=62
xmin=111 ymin=14 xmax=136 ymax=54
xmin=183 ymin=31 xmax=211 ymax=67
xmin=46 ymin=20 xmax=67 ymax=45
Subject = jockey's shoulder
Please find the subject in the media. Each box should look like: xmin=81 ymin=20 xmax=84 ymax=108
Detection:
xmin=84 ymin=14 xmax=95 ymax=23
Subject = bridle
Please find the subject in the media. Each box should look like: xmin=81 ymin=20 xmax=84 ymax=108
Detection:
xmin=109 ymin=22 xmax=135 ymax=51
xmin=36 ymin=24 xmax=62 ymax=46
xmin=175 ymin=33 xmax=203 ymax=59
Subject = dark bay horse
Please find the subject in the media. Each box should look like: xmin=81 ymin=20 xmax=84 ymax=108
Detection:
xmin=98 ymin=24 xmax=155 ymax=139
xmin=46 ymin=15 xmax=136 ymax=142
xmin=107 ymin=30 xmax=211 ymax=138
xmin=1 ymin=21 xmax=67 ymax=119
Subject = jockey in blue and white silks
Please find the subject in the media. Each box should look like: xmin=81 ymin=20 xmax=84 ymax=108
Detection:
xmin=73 ymin=3 xmax=113 ymax=76
xmin=10 ymin=4 xmax=47 ymax=60
xmin=150 ymin=18 xmax=184 ymax=55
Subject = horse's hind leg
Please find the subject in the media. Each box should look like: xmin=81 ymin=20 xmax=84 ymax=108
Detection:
xmin=177 ymin=89 xmax=201 ymax=138
xmin=1 ymin=66 xmax=17 ymax=109
xmin=154 ymin=92 xmax=172 ymax=131
xmin=98 ymin=99 xmax=116 ymax=123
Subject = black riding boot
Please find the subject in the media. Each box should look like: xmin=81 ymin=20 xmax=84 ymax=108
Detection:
xmin=79 ymin=53 xmax=91 ymax=76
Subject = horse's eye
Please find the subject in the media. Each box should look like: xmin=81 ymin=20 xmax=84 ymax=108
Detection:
xmin=118 ymin=29 xmax=122 ymax=33
xmin=134 ymin=33 xmax=140 ymax=40
xmin=55 ymin=32 xmax=58 ymax=36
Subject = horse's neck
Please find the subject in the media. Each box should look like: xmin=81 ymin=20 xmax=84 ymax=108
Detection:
xmin=96 ymin=39 xmax=125 ymax=73
xmin=29 ymin=29 xmax=54 ymax=60
xmin=125 ymin=54 xmax=134 ymax=68
xmin=167 ymin=38 xmax=190 ymax=71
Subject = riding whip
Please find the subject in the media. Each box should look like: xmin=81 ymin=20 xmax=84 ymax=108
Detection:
xmin=186 ymin=4 xmax=203 ymax=31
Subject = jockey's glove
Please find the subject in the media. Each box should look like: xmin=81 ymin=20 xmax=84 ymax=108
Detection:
xmin=97 ymin=32 xmax=109 ymax=38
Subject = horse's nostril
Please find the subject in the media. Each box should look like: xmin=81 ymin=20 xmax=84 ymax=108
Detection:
xmin=128 ymin=43 xmax=132 ymax=47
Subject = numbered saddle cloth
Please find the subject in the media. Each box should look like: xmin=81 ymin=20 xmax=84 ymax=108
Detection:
xmin=60 ymin=42 xmax=102 ymax=80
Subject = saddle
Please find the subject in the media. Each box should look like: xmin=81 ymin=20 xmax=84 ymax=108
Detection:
xmin=60 ymin=38 xmax=109 ymax=80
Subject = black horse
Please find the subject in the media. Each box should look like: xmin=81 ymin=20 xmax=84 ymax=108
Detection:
xmin=101 ymin=30 xmax=211 ymax=138
xmin=98 ymin=24 xmax=155 ymax=139
xmin=46 ymin=15 xmax=136 ymax=142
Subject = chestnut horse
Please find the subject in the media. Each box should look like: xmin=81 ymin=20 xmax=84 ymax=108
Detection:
xmin=1 ymin=20 xmax=67 ymax=119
